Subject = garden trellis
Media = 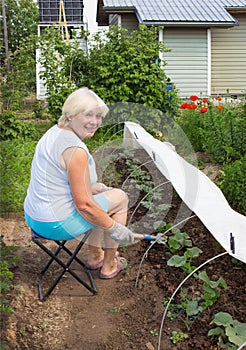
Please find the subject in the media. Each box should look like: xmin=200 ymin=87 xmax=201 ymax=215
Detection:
xmin=123 ymin=121 xmax=246 ymax=264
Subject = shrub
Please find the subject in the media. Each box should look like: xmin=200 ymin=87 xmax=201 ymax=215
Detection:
xmin=0 ymin=236 xmax=22 ymax=315
xmin=38 ymin=25 xmax=181 ymax=121
xmin=0 ymin=112 xmax=36 ymax=141
xmin=0 ymin=139 xmax=37 ymax=213
xmin=219 ymin=156 xmax=246 ymax=215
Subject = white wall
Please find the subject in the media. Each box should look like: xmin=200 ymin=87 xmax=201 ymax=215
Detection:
xmin=83 ymin=0 xmax=98 ymax=34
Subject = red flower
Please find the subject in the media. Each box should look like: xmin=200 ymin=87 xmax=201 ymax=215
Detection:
xmin=216 ymin=96 xmax=223 ymax=101
xmin=202 ymin=98 xmax=209 ymax=103
xmin=217 ymin=105 xmax=223 ymax=110
xmin=200 ymin=107 xmax=208 ymax=113
xmin=189 ymin=95 xmax=199 ymax=101
xmin=190 ymin=104 xmax=197 ymax=109
xmin=180 ymin=103 xmax=190 ymax=109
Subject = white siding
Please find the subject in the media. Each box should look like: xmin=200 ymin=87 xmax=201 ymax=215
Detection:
xmin=163 ymin=28 xmax=208 ymax=98
xmin=211 ymin=13 xmax=246 ymax=96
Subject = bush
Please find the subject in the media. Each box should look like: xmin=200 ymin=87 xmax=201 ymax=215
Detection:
xmin=0 ymin=112 xmax=36 ymax=141
xmin=0 ymin=236 xmax=22 ymax=315
xmin=0 ymin=139 xmax=37 ymax=213
xmin=219 ymin=156 xmax=246 ymax=215
xmin=38 ymin=25 xmax=181 ymax=121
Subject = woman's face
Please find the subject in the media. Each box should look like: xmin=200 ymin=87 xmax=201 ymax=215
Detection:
xmin=68 ymin=107 xmax=103 ymax=140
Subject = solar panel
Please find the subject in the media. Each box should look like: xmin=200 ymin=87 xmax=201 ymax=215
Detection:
xmin=38 ymin=0 xmax=84 ymax=23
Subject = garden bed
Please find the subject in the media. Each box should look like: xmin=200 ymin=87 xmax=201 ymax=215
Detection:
xmin=1 ymin=150 xmax=246 ymax=350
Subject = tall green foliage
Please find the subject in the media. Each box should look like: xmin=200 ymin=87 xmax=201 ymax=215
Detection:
xmin=0 ymin=0 xmax=39 ymax=58
xmin=37 ymin=27 xmax=80 ymax=122
xmin=73 ymin=25 xmax=179 ymax=115
xmin=0 ymin=0 xmax=39 ymax=110
xmin=38 ymin=25 xmax=180 ymax=121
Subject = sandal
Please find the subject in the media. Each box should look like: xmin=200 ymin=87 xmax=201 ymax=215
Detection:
xmin=86 ymin=251 xmax=120 ymax=270
xmin=99 ymin=256 xmax=128 ymax=279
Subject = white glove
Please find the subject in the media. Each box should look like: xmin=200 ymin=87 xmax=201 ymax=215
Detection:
xmin=106 ymin=222 xmax=134 ymax=244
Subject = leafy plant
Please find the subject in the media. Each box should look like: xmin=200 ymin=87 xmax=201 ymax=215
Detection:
xmin=37 ymin=27 xmax=78 ymax=122
xmin=208 ymin=312 xmax=246 ymax=349
xmin=0 ymin=0 xmax=39 ymax=110
xmin=219 ymin=156 xmax=246 ymax=215
xmin=167 ymin=229 xmax=192 ymax=253
xmin=198 ymin=271 xmax=227 ymax=310
xmin=0 ymin=236 xmax=22 ymax=314
xmin=170 ymin=330 xmax=189 ymax=344
xmin=38 ymin=25 xmax=181 ymax=121
xmin=0 ymin=139 xmax=37 ymax=213
xmin=74 ymin=25 xmax=180 ymax=116
xmin=176 ymin=96 xmax=246 ymax=164
xmin=0 ymin=112 xmax=36 ymax=141
xmin=167 ymin=248 xmax=202 ymax=274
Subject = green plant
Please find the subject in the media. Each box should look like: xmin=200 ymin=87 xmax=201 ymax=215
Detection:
xmin=208 ymin=312 xmax=246 ymax=349
xmin=162 ymin=271 xmax=228 ymax=334
xmin=167 ymin=229 xmax=192 ymax=253
xmin=198 ymin=271 xmax=227 ymax=310
xmin=167 ymin=247 xmax=202 ymax=274
xmin=219 ymin=156 xmax=246 ymax=215
xmin=0 ymin=0 xmax=39 ymax=110
xmin=176 ymin=96 xmax=246 ymax=163
xmin=38 ymin=25 xmax=181 ymax=121
xmin=109 ymin=306 xmax=120 ymax=313
xmin=37 ymin=26 xmax=78 ymax=121
xmin=150 ymin=329 xmax=159 ymax=336
xmin=74 ymin=25 xmax=180 ymax=116
xmin=166 ymin=228 xmax=202 ymax=273
xmin=0 ymin=236 xmax=22 ymax=314
xmin=0 ymin=112 xmax=36 ymax=141
xmin=170 ymin=330 xmax=189 ymax=344
xmin=0 ymin=139 xmax=37 ymax=213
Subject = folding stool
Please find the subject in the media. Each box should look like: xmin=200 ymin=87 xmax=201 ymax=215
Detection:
xmin=31 ymin=229 xmax=97 ymax=301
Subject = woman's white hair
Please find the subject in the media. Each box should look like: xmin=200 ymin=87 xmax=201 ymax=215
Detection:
xmin=58 ymin=87 xmax=109 ymax=126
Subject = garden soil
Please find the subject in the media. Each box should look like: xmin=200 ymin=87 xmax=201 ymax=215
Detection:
xmin=1 ymin=156 xmax=246 ymax=350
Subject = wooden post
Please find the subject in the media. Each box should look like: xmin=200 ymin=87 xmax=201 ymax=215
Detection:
xmin=58 ymin=0 xmax=70 ymax=44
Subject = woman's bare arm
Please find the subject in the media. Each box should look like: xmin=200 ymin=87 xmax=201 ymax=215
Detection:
xmin=62 ymin=147 xmax=114 ymax=229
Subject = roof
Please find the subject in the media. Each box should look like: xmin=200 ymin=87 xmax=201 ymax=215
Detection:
xmin=102 ymin=0 xmax=246 ymax=26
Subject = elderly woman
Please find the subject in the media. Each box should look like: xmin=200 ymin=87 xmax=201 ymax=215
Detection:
xmin=24 ymin=87 xmax=134 ymax=279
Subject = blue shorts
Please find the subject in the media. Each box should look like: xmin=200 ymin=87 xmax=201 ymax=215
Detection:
xmin=24 ymin=193 xmax=109 ymax=240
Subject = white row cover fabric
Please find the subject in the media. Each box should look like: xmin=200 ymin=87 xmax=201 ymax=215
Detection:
xmin=124 ymin=121 xmax=246 ymax=264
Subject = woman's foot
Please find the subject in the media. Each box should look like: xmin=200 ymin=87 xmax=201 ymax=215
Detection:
xmin=99 ymin=256 xmax=127 ymax=279
xmin=86 ymin=250 xmax=119 ymax=270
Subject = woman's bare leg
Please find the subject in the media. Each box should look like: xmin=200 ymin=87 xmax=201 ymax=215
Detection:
xmin=86 ymin=188 xmax=129 ymax=275
xmin=100 ymin=188 xmax=129 ymax=276
xmin=86 ymin=228 xmax=105 ymax=268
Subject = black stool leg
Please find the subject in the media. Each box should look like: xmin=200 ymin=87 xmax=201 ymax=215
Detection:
xmin=32 ymin=231 xmax=97 ymax=301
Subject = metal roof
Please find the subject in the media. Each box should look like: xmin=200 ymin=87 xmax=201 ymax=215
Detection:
xmin=103 ymin=0 xmax=246 ymax=25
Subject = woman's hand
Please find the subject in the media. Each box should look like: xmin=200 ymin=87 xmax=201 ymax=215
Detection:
xmin=106 ymin=222 xmax=134 ymax=244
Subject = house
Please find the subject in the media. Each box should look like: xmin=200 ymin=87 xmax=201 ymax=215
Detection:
xmin=97 ymin=0 xmax=246 ymax=98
